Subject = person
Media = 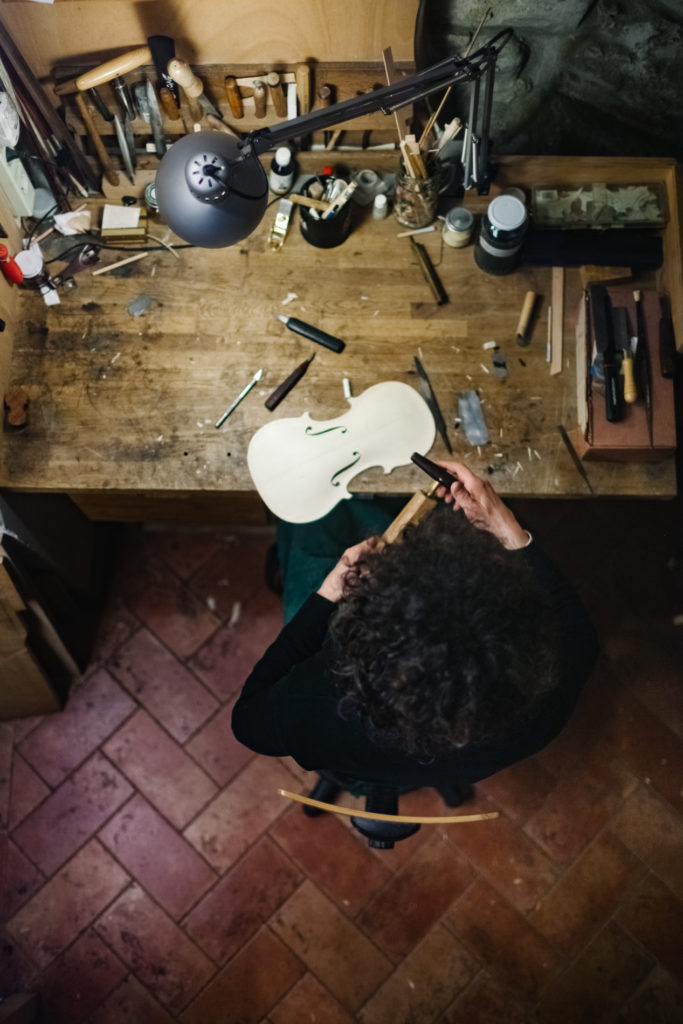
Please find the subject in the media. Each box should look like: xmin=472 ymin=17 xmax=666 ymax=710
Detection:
xmin=231 ymin=461 xmax=599 ymax=792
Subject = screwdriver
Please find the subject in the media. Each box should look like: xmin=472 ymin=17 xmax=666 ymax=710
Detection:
xmin=265 ymin=354 xmax=315 ymax=410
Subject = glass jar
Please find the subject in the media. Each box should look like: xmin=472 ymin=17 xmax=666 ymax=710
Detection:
xmin=394 ymin=173 xmax=438 ymax=229
xmin=474 ymin=194 xmax=528 ymax=275
xmin=442 ymin=206 xmax=474 ymax=247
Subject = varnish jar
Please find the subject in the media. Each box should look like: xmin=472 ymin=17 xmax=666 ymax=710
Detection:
xmin=474 ymin=194 xmax=528 ymax=275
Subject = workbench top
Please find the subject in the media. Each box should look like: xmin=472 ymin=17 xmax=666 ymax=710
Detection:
xmin=2 ymin=154 xmax=678 ymax=520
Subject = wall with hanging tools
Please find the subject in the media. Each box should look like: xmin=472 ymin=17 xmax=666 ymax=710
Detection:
xmin=1 ymin=0 xmax=416 ymax=82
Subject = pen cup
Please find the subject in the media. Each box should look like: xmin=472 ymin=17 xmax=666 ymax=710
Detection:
xmin=299 ymin=175 xmax=353 ymax=249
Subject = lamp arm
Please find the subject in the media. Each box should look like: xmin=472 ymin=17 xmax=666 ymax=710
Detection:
xmin=241 ymin=28 xmax=513 ymax=158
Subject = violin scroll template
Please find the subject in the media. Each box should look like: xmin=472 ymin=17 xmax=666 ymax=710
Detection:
xmin=247 ymin=381 xmax=435 ymax=523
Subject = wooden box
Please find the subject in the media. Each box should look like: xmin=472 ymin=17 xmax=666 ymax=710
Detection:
xmin=573 ymin=284 xmax=676 ymax=461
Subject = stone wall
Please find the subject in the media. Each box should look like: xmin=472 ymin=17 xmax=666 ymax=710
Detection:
xmin=415 ymin=0 xmax=683 ymax=158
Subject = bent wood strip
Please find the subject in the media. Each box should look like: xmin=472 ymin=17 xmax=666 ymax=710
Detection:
xmin=279 ymin=789 xmax=499 ymax=824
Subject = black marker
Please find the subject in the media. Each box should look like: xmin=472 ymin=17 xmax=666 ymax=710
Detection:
xmin=277 ymin=314 xmax=345 ymax=353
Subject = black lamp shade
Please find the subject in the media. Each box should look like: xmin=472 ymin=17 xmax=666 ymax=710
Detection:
xmin=155 ymin=131 xmax=269 ymax=248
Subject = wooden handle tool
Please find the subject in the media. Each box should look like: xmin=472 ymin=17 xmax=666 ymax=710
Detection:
xmin=266 ymin=71 xmax=287 ymax=117
xmin=55 ymin=46 xmax=152 ymax=95
xmin=74 ymin=92 xmax=119 ymax=186
xmin=317 ymin=83 xmax=333 ymax=107
xmin=224 ymin=75 xmax=244 ymax=118
xmin=295 ymin=62 xmax=311 ymax=112
xmin=382 ymin=482 xmax=440 ymax=544
xmin=622 ymin=350 xmax=637 ymax=402
xmin=159 ymin=86 xmax=180 ymax=120
xmin=167 ymin=57 xmax=203 ymax=98
xmin=515 ymin=290 xmax=536 ymax=346
xmin=252 ymin=80 xmax=267 ymax=118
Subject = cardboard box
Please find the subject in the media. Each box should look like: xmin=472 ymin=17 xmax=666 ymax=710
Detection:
xmin=574 ymin=284 xmax=676 ymax=461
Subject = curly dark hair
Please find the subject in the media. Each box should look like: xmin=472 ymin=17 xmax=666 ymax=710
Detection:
xmin=329 ymin=508 xmax=560 ymax=761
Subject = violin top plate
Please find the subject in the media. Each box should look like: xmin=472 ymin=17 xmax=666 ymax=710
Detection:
xmin=247 ymin=380 xmax=436 ymax=523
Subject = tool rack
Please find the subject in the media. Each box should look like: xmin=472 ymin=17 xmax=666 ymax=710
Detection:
xmin=56 ymin=61 xmax=416 ymax=179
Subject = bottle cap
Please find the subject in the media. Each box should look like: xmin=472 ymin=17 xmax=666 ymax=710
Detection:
xmin=487 ymin=195 xmax=526 ymax=232
xmin=374 ymin=194 xmax=387 ymax=209
xmin=445 ymin=206 xmax=473 ymax=231
xmin=275 ymin=147 xmax=292 ymax=166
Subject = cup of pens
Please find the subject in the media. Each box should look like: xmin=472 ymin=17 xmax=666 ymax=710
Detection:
xmin=299 ymin=175 xmax=354 ymax=248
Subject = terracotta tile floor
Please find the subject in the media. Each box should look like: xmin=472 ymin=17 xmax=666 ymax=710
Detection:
xmin=1 ymin=499 xmax=682 ymax=1023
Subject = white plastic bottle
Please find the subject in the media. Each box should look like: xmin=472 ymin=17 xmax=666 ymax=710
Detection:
xmin=269 ymin=147 xmax=295 ymax=194
xmin=372 ymin=193 xmax=388 ymax=220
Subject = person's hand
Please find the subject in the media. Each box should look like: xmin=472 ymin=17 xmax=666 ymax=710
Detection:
xmin=317 ymin=538 xmax=378 ymax=603
xmin=436 ymin=461 xmax=530 ymax=550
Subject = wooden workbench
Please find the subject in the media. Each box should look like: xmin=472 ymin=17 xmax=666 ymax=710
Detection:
xmin=1 ymin=155 xmax=679 ymax=522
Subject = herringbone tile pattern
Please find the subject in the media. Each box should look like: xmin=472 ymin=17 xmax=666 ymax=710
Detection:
xmin=1 ymin=500 xmax=682 ymax=1022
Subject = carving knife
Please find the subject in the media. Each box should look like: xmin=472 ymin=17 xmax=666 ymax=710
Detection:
xmin=113 ymin=113 xmax=136 ymax=183
xmin=146 ymin=79 xmax=167 ymax=156
xmin=413 ymin=356 xmax=452 ymax=452
xmin=589 ymin=284 xmax=621 ymax=423
xmin=111 ymin=77 xmax=137 ymax=180
xmin=215 ymin=369 xmax=263 ymax=428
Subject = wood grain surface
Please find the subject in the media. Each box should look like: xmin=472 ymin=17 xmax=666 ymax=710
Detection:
xmin=1 ymin=155 xmax=677 ymax=518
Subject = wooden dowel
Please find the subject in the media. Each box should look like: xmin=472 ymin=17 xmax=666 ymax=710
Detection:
xmin=550 ymin=266 xmax=564 ymax=375
xmin=288 ymin=193 xmax=329 ymax=211
xmin=92 ymin=252 xmax=148 ymax=276
xmin=266 ymin=71 xmax=287 ymax=118
xmin=515 ymin=290 xmax=536 ymax=346
xmin=279 ymin=789 xmax=499 ymax=824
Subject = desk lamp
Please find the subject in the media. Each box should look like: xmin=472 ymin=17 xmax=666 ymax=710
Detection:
xmin=155 ymin=29 xmax=512 ymax=247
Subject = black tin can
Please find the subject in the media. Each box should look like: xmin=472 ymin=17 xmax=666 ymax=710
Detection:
xmin=474 ymin=194 xmax=528 ymax=275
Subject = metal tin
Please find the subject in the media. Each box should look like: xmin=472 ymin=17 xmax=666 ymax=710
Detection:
xmin=144 ymin=182 xmax=159 ymax=211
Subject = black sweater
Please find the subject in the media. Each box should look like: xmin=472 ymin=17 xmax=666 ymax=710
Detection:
xmin=232 ymin=544 xmax=599 ymax=787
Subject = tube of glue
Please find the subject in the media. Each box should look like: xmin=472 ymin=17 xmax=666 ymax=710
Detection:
xmin=277 ymin=315 xmax=345 ymax=353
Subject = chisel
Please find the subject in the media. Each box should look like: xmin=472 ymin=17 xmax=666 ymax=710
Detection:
xmin=589 ymin=284 xmax=621 ymax=423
